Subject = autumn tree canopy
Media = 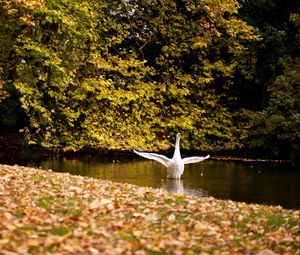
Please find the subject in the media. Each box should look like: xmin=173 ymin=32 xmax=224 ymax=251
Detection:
xmin=0 ymin=0 xmax=299 ymax=159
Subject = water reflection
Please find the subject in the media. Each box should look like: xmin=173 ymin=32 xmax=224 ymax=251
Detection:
xmin=161 ymin=179 xmax=184 ymax=194
xmin=0 ymin=150 xmax=299 ymax=209
xmin=160 ymin=179 xmax=209 ymax=197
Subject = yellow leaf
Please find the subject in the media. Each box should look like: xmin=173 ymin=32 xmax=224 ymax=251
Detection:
xmin=27 ymin=240 xmax=39 ymax=246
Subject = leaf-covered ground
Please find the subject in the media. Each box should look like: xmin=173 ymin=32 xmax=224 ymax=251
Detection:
xmin=0 ymin=164 xmax=299 ymax=254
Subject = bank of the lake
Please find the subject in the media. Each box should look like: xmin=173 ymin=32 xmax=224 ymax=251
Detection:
xmin=0 ymin=164 xmax=299 ymax=254
xmin=0 ymin=131 xmax=296 ymax=164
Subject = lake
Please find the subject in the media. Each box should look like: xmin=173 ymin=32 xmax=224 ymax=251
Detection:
xmin=1 ymin=149 xmax=299 ymax=209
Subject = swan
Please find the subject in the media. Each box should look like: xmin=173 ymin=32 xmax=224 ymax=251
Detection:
xmin=134 ymin=133 xmax=210 ymax=179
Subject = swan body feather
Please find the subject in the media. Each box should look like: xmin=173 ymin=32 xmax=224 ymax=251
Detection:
xmin=134 ymin=133 xmax=210 ymax=179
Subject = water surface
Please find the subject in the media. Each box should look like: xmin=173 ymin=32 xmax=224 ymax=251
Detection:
xmin=1 ymin=150 xmax=299 ymax=209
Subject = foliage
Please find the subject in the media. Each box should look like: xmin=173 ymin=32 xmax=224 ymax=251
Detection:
xmin=1 ymin=0 xmax=298 ymax=159
xmin=0 ymin=0 xmax=261 ymax=152
xmin=238 ymin=8 xmax=300 ymax=160
xmin=236 ymin=0 xmax=298 ymax=110
xmin=246 ymin=57 xmax=300 ymax=159
xmin=0 ymin=164 xmax=299 ymax=254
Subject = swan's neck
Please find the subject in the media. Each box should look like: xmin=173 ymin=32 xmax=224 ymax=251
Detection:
xmin=173 ymin=135 xmax=181 ymax=159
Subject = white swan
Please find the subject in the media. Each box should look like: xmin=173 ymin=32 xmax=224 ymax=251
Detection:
xmin=134 ymin=133 xmax=210 ymax=179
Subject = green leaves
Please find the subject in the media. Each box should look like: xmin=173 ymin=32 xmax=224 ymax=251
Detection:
xmin=247 ymin=57 xmax=300 ymax=158
xmin=0 ymin=0 xmax=261 ymax=152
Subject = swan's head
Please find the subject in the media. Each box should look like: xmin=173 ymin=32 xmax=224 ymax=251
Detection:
xmin=176 ymin=133 xmax=181 ymax=141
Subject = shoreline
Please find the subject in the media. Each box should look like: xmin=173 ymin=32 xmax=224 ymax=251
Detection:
xmin=0 ymin=145 xmax=293 ymax=165
xmin=0 ymin=164 xmax=298 ymax=254
xmin=0 ymin=131 xmax=295 ymax=164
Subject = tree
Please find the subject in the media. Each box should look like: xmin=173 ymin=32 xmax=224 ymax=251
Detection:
xmin=0 ymin=0 xmax=260 ymax=152
xmin=236 ymin=0 xmax=299 ymax=110
xmin=245 ymin=11 xmax=300 ymax=160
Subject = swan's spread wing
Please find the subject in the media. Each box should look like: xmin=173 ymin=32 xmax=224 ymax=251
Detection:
xmin=133 ymin=150 xmax=170 ymax=167
xmin=182 ymin=155 xmax=210 ymax=164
